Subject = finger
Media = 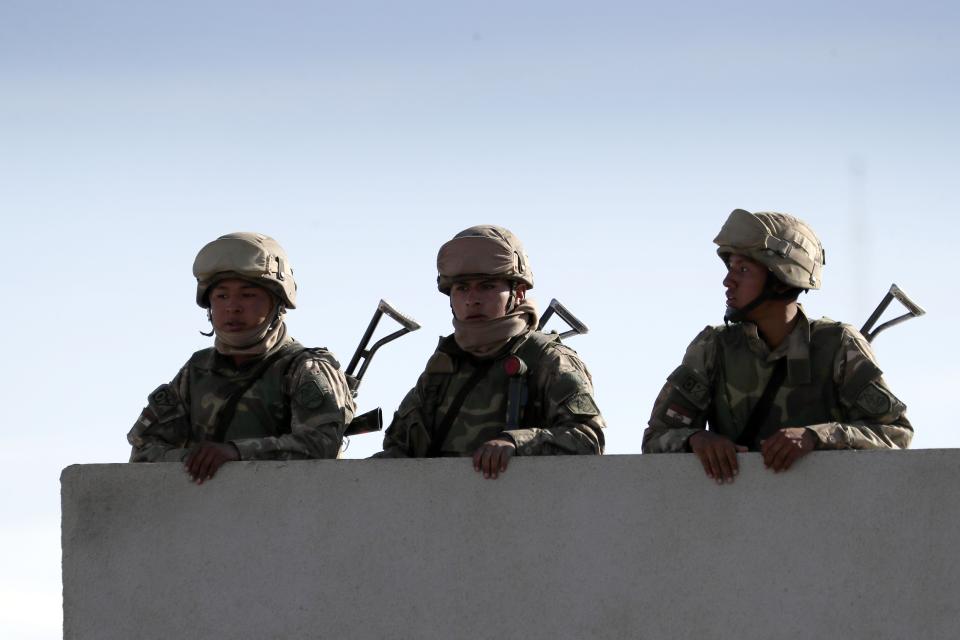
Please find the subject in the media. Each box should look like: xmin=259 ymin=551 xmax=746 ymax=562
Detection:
xmin=713 ymin=444 xmax=734 ymax=483
xmin=761 ymin=435 xmax=783 ymax=467
xmin=723 ymin=444 xmax=740 ymax=478
xmin=205 ymin=454 xmax=226 ymax=480
xmin=499 ymin=448 xmax=513 ymax=473
xmin=186 ymin=448 xmax=205 ymax=481
xmin=735 ymin=445 xmax=748 ymax=452
xmin=703 ymin=446 xmax=724 ymax=484
xmin=472 ymin=447 xmax=484 ymax=472
xmin=486 ymin=447 xmax=502 ymax=479
xmin=184 ymin=449 xmax=198 ymax=477
xmin=695 ymin=450 xmax=714 ymax=479
xmin=769 ymin=440 xmax=793 ymax=472
xmin=195 ymin=448 xmax=217 ymax=483
xmin=778 ymin=447 xmax=799 ymax=471
xmin=488 ymin=448 xmax=503 ymax=479
xmin=481 ymin=447 xmax=496 ymax=478
xmin=780 ymin=439 xmax=807 ymax=471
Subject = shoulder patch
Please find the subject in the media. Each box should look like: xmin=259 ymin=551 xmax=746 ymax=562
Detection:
xmin=147 ymin=383 xmax=185 ymax=422
xmin=426 ymin=352 xmax=456 ymax=374
xmin=563 ymin=392 xmax=600 ymax=417
xmin=295 ymin=377 xmax=328 ymax=409
xmin=855 ymin=382 xmax=892 ymax=416
xmin=149 ymin=384 xmax=177 ymax=408
xmin=666 ymin=365 xmax=711 ymax=410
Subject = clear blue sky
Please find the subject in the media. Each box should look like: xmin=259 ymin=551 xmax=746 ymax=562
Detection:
xmin=1 ymin=1 xmax=957 ymax=636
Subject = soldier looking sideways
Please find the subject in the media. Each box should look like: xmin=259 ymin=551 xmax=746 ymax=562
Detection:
xmin=642 ymin=210 xmax=912 ymax=483
xmin=373 ymin=225 xmax=605 ymax=477
xmin=127 ymin=232 xmax=355 ymax=483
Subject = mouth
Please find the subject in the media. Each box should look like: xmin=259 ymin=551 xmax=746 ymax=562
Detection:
xmin=464 ymin=314 xmax=488 ymax=321
xmin=221 ymin=321 xmax=248 ymax=332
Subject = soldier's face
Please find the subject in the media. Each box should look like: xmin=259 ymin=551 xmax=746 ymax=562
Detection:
xmin=723 ymin=254 xmax=767 ymax=311
xmin=450 ymin=278 xmax=520 ymax=322
xmin=209 ymin=279 xmax=275 ymax=332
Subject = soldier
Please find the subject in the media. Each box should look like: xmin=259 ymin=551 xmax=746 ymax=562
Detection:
xmin=373 ymin=225 xmax=605 ymax=477
xmin=127 ymin=232 xmax=355 ymax=483
xmin=643 ymin=209 xmax=912 ymax=483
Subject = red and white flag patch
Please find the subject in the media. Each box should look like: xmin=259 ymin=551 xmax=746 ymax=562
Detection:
xmin=665 ymin=404 xmax=693 ymax=426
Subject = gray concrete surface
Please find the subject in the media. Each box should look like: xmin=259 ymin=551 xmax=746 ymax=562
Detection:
xmin=62 ymin=451 xmax=960 ymax=639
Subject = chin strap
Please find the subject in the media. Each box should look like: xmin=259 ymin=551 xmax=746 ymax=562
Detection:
xmin=724 ymin=274 xmax=800 ymax=324
xmin=200 ymin=305 xmax=285 ymax=340
xmin=200 ymin=309 xmax=215 ymax=337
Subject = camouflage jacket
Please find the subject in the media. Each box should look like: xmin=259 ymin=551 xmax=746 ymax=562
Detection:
xmin=127 ymin=337 xmax=355 ymax=462
xmin=643 ymin=309 xmax=913 ymax=453
xmin=374 ymin=330 xmax=605 ymax=458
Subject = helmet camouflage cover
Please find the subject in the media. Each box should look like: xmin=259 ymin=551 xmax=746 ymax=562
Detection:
xmin=436 ymin=225 xmax=535 ymax=294
xmin=713 ymin=209 xmax=825 ymax=290
xmin=192 ymin=232 xmax=297 ymax=308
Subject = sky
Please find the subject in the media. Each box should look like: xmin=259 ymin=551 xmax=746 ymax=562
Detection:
xmin=1 ymin=1 xmax=958 ymax=637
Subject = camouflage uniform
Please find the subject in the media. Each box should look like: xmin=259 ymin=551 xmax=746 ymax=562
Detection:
xmin=375 ymin=331 xmax=604 ymax=457
xmin=642 ymin=307 xmax=912 ymax=452
xmin=127 ymin=232 xmax=355 ymax=462
xmin=374 ymin=225 xmax=604 ymax=458
xmin=128 ymin=339 xmax=355 ymax=461
xmin=643 ymin=209 xmax=912 ymax=453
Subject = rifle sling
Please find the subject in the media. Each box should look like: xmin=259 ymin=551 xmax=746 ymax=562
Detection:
xmin=212 ymin=346 xmax=294 ymax=443
xmin=735 ymin=357 xmax=788 ymax=451
xmin=428 ymin=359 xmax=496 ymax=457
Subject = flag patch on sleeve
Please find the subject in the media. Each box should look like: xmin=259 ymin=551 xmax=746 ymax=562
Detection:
xmin=666 ymin=404 xmax=693 ymax=426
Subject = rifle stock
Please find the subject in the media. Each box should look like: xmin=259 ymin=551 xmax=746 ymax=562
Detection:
xmin=537 ymin=298 xmax=589 ymax=339
xmin=861 ymin=284 xmax=926 ymax=343
xmin=343 ymin=300 xmax=420 ymax=437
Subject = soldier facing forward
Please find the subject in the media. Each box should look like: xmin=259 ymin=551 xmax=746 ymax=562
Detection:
xmin=373 ymin=225 xmax=605 ymax=477
xmin=643 ymin=210 xmax=912 ymax=483
xmin=127 ymin=232 xmax=355 ymax=483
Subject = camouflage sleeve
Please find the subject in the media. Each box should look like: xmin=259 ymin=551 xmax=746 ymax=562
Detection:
xmin=373 ymin=351 xmax=452 ymax=459
xmin=642 ymin=327 xmax=717 ymax=453
xmin=806 ymin=327 xmax=913 ymax=450
xmin=501 ymin=344 xmax=605 ymax=456
xmin=231 ymin=353 xmax=356 ymax=460
xmin=371 ymin=386 xmax=423 ymax=458
xmin=127 ymin=364 xmax=193 ymax=462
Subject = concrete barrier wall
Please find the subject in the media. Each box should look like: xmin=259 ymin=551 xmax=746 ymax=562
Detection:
xmin=62 ymin=451 xmax=960 ymax=639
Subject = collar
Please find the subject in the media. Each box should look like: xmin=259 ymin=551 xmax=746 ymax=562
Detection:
xmin=195 ymin=335 xmax=296 ymax=374
xmin=437 ymin=330 xmax=529 ymax=362
xmin=738 ymin=306 xmax=812 ymax=385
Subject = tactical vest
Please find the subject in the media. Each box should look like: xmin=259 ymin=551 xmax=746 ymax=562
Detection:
xmin=420 ymin=331 xmax=562 ymax=455
xmin=708 ymin=320 xmax=857 ymax=444
xmin=186 ymin=341 xmax=309 ymax=442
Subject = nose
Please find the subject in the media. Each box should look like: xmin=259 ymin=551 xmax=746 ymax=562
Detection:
xmin=723 ymin=269 xmax=735 ymax=289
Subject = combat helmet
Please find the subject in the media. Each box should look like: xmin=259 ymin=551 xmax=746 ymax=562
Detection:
xmin=714 ymin=209 xmax=825 ymax=322
xmin=192 ymin=232 xmax=297 ymax=309
xmin=436 ymin=225 xmax=534 ymax=294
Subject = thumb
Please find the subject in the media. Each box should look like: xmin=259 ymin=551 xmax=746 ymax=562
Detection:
xmin=736 ymin=445 xmax=748 ymax=452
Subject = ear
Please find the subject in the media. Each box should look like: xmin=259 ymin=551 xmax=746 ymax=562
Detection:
xmin=514 ymin=284 xmax=527 ymax=303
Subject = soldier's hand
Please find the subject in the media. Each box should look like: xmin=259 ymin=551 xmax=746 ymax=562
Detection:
xmin=473 ymin=438 xmax=516 ymax=479
xmin=185 ymin=442 xmax=240 ymax=484
xmin=688 ymin=431 xmax=747 ymax=484
xmin=760 ymin=428 xmax=815 ymax=472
